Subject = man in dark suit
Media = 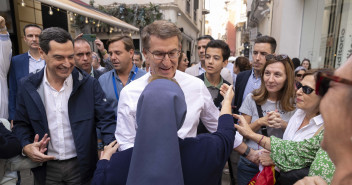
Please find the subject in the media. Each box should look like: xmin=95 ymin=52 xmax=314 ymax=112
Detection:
xmin=8 ymin=24 xmax=44 ymax=121
xmin=13 ymin=27 xmax=116 ymax=185
xmin=74 ymin=37 xmax=103 ymax=79
xmin=233 ymin=35 xmax=277 ymax=185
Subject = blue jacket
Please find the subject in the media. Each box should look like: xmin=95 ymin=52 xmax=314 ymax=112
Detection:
xmin=13 ymin=67 xmax=116 ymax=185
xmin=8 ymin=53 xmax=30 ymax=120
xmin=232 ymin=70 xmax=252 ymax=114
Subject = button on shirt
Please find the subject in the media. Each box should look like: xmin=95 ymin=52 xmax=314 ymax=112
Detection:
xmin=28 ymin=52 xmax=45 ymax=74
xmin=98 ymin=65 xmax=146 ymax=115
xmin=43 ymin=68 xmax=77 ymax=160
xmin=115 ymin=71 xmax=219 ymax=151
xmin=283 ymin=109 xmax=324 ymax=141
xmin=242 ymin=69 xmax=261 ymax=102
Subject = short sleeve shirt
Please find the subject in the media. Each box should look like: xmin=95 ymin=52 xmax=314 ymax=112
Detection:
xmin=239 ymin=93 xmax=296 ymax=149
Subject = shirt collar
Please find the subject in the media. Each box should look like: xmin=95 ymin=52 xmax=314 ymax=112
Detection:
xmin=113 ymin=64 xmax=138 ymax=79
xmin=89 ymin=66 xmax=94 ymax=77
xmin=312 ymin=114 xmax=324 ymax=126
xmin=43 ymin=66 xmax=73 ymax=91
xmin=28 ymin=51 xmax=43 ymax=61
xmin=203 ymin=73 xmax=223 ymax=89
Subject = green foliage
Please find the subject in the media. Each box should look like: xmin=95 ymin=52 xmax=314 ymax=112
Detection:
xmin=71 ymin=3 xmax=163 ymax=30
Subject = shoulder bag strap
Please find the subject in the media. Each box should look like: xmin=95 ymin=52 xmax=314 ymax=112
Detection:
xmin=256 ymin=103 xmax=268 ymax=136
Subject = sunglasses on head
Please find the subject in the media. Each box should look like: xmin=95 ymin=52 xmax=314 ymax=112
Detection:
xmin=296 ymin=82 xmax=315 ymax=94
xmin=315 ymin=72 xmax=352 ymax=96
xmin=265 ymin=54 xmax=294 ymax=69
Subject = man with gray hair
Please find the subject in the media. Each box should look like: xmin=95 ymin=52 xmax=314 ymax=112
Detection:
xmin=115 ymin=20 xmax=219 ymax=151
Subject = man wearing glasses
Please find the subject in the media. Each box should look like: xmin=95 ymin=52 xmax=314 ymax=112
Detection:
xmin=115 ymin=20 xmax=219 ymax=151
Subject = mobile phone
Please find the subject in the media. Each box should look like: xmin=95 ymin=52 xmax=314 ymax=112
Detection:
xmin=82 ymin=34 xmax=96 ymax=42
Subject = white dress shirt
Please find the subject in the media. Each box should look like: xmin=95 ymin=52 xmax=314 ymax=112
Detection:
xmin=115 ymin=71 xmax=221 ymax=151
xmin=43 ymin=67 xmax=77 ymax=160
xmin=28 ymin=51 xmax=45 ymax=74
xmin=283 ymin=109 xmax=324 ymax=141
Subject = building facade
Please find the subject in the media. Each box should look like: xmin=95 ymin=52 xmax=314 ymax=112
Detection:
xmin=86 ymin=0 xmax=206 ymax=64
xmin=246 ymin=0 xmax=352 ymax=68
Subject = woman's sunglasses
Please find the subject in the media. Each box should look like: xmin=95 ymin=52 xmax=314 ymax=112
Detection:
xmin=316 ymin=72 xmax=352 ymax=96
xmin=296 ymin=82 xmax=315 ymax=94
xmin=296 ymin=74 xmax=303 ymax=78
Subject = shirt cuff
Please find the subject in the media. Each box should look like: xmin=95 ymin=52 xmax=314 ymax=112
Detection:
xmin=118 ymin=143 xmax=134 ymax=151
xmin=233 ymin=131 xmax=243 ymax=148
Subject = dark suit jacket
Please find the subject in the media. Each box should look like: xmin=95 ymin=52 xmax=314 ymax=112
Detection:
xmin=232 ymin=70 xmax=252 ymax=114
xmin=8 ymin=53 xmax=30 ymax=120
xmin=13 ymin=67 xmax=116 ymax=185
xmin=93 ymin=69 xmax=103 ymax=80
xmin=91 ymin=115 xmax=235 ymax=185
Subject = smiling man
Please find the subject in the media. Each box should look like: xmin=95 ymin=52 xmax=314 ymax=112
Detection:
xmin=13 ymin=27 xmax=116 ymax=185
xmin=115 ymin=20 xmax=220 ymax=151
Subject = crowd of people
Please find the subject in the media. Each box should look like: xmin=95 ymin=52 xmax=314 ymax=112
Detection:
xmin=1 ymin=15 xmax=352 ymax=185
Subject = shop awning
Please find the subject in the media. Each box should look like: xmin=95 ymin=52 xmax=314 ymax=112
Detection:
xmin=36 ymin=0 xmax=139 ymax=32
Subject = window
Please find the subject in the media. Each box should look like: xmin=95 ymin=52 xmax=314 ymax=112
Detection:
xmin=186 ymin=0 xmax=191 ymax=15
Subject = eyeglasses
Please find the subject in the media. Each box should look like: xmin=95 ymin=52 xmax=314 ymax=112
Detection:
xmin=146 ymin=49 xmax=180 ymax=60
xmin=315 ymin=72 xmax=352 ymax=96
xmin=296 ymin=82 xmax=315 ymax=95
xmin=266 ymin=54 xmax=294 ymax=69
xmin=296 ymin=74 xmax=303 ymax=78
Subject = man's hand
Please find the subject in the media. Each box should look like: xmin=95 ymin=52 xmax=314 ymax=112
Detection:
xmin=74 ymin=33 xmax=83 ymax=40
xmin=23 ymin=134 xmax=55 ymax=162
xmin=294 ymin=176 xmax=328 ymax=185
xmin=0 ymin=16 xmax=5 ymax=28
xmin=259 ymin=150 xmax=275 ymax=166
xmin=95 ymin=38 xmax=105 ymax=53
xmin=100 ymin=140 xmax=119 ymax=161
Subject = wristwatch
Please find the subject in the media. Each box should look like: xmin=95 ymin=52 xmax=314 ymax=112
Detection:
xmin=242 ymin=146 xmax=251 ymax=157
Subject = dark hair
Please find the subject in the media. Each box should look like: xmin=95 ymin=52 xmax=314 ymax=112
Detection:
xmin=197 ymin=35 xmax=214 ymax=42
xmin=39 ymin=27 xmax=73 ymax=54
xmin=252 ymin=54 xmax=295 ymax=112
xmin=301 ymin=58 xmax=312 ymax=70
xmin=178 ymin=51 xmax=185 ymax=64
xmin=134 ymin=51 xmax=142 ymax=59
xmin=254 ymin=35 xmax=277 ymax=53
xmin=23 ymin=24 xmax=42 ymax=36
xmin=74 ymin=37 xmax=90 ymax=45
xmin=292 ymin=58 xmax=301 ymax=69
xmin=142 ymin=20 xmax=182 ymax=50
xmin=205 ymin=40 xmax=230 ymax=62
xmin=235 ymin=57 xmax=251 ymax=72
xmin=107 ymin=35 xmax=134 ymax=51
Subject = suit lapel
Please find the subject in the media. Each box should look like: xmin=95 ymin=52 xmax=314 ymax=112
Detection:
xmin=24 ymin=70 xmax=49 ymax=133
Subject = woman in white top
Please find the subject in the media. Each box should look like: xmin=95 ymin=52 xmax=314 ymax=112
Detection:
xmin=283 ymin=69 xmax=332 ymax=141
